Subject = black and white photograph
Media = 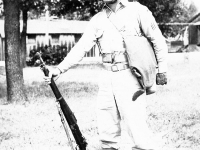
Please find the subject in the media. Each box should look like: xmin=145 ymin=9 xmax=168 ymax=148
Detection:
xmin=0 ymin=0 xmax=200 ymax=149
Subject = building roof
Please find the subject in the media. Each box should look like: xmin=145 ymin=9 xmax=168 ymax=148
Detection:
xmin=27 ymin=20 xmax=89 ymax=34
xmin=0 ymin=19 xmax=89 ymax=37
xmin=159 ymin=21 xmax=200 ymax=26
xmin=188 ymin=12 xmax=200 ymax=23
xmin=158 ymin=12 xmax=200 ymax=26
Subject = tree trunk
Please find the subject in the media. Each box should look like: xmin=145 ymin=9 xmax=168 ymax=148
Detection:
xmin=3 ymin=0 xmax=27 ymax=102
xmin=21 ymin=9 xmax=28 ymax=68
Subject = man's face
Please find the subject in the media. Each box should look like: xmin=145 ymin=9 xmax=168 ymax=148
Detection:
xmin=103 ymin=0 xmax=118 ymax=4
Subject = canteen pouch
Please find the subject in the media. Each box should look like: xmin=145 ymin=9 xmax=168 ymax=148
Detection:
xmin=124 ymin=35 xmax=158 ymax=95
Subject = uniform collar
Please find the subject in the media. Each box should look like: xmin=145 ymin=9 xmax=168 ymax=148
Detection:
xmin=120 ymin=0 xmax=129 ymax=6
xmin=103 ymin=0 xmax=126 ymax=12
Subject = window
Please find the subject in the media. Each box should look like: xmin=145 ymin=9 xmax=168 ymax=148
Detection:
xmin=27 ymin=34 xmax=36 ymax=44
xmin=51 ymin=34 xmax=59 ymax=44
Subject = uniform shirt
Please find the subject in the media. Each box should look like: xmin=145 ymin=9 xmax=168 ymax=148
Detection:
xmin=58 ymin=1 xmax=168 ymax=73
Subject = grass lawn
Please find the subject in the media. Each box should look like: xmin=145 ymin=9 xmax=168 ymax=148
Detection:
xmin=1 ymin=52 xmax=200 ymax=150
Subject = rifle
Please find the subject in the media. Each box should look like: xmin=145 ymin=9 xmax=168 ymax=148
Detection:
xmin=36 ymin=52 xmax=87 ymax=150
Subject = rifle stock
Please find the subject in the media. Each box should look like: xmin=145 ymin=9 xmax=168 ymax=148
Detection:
xmin=37 ymin=52 xmax=87 ymax=150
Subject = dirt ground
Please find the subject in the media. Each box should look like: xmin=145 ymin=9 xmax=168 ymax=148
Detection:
xmin=1 ymin=53 xmax=200 ymax=150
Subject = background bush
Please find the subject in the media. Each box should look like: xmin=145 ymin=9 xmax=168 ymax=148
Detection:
xmin=26 ymin=45 xmax=69 ymax=66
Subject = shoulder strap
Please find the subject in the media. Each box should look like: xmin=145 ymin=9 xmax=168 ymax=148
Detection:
xmin=106 ymin=16 xmax=125 ymax=40
xmin=96 ymin=38 xmax=103 ymax=55
xmin=93 ymin=12 xmax=106 ymax=55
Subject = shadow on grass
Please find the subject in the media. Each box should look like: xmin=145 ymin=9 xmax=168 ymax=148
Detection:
xmin=0 ymin=81 xmax=99 ymax=103
xmin=26 ymin=81 xmax=99 ymax=100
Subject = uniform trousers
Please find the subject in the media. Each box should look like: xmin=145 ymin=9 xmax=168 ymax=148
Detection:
xmin=96 ymin=67 xmax=159 ymax=150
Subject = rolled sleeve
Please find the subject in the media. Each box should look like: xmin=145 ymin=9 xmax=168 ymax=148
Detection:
xmin=139 ymin=7 xmax=168 ymax=73
xmin=57 ymin=18 xmax=97 ymax=73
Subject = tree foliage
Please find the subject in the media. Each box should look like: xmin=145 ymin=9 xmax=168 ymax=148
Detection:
xmin=139 ymin=0 xmax=182 ymax=23
xmin=138 ymin=0 xmax=200 ymax=37
xmin=0 ymin=0 xmax=197 ymax=37
xmin=49 ymin=0 xmax=103 ymax=20
xmin=180 ymin=1 xmax=199 ymax=22
xmin=20 ymin=0 xmax=44 ymax=12
xmin=138 ymin=0 xmax=185 ymax=37
xmin=47 ymin=0 xmax=193 ymax=37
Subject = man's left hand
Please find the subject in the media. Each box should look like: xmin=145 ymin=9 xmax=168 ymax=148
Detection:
xmin=156 ymin=72 xmax=167 ymax=85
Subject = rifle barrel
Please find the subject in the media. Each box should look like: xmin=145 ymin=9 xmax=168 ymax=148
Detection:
xmin=37 ymin=52 xmax=87 ymax=150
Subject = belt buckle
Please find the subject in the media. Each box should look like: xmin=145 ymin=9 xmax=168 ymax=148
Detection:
xmin=111 ymin=65 xmax=118 ymax=72
xmin=102 ymin=53 xmax=113 ymax=63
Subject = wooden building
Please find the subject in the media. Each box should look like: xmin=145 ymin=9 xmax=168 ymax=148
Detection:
xmin=166 ymin=13 xmax=200 ymax=52
xmin=188 ymin=22 xmax=200 ymax=45
xmin=0 ymin=19 xmax=99 ymax=62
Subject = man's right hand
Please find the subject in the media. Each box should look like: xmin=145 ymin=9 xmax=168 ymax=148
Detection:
xmin=156 ymin=72 xmax=167 ymax=85
xmin=43 ymin=67 xmax=61 ymax=84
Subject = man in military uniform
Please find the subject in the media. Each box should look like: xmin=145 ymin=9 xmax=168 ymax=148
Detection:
xmin=44 ymin=0 xmax=168 ymax=149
